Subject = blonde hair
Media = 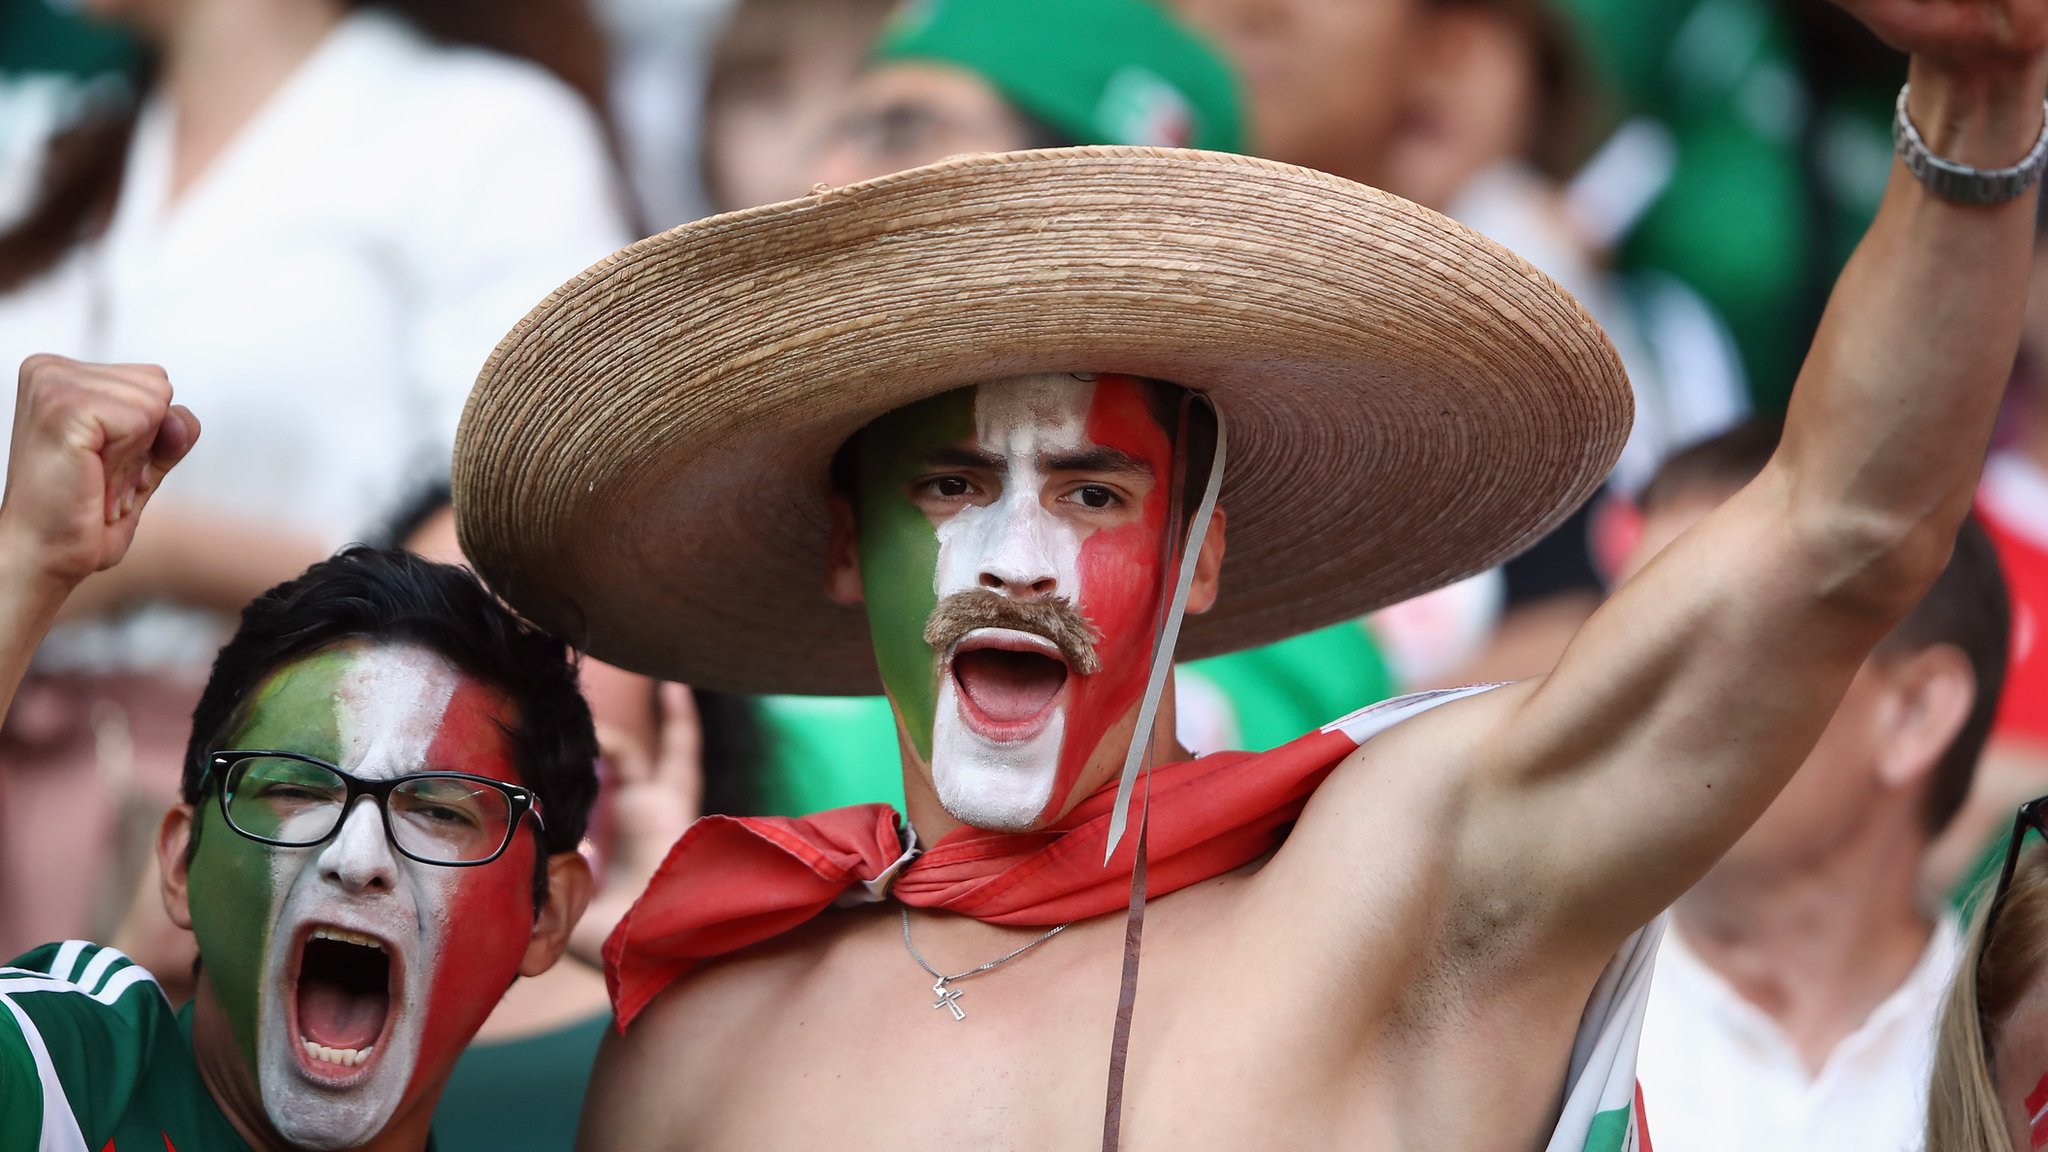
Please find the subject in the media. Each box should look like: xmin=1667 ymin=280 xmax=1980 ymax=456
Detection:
xmin=1928 ymin=843 xmax=2048 ymax=1151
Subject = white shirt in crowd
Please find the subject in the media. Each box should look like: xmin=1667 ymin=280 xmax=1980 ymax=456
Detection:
xmin=0 ymin=7 xmax=633 ymax=669
xmin=1635 ymin=918 xmax=1962 ymax=1152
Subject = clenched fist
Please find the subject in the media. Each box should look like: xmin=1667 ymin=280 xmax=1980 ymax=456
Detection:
xmin=0 ymin=355 xmax=200 ymax=592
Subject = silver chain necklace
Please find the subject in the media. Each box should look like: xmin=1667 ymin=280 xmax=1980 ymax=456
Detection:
xmin=900 ymin=908 xmax=1069 ymax=1021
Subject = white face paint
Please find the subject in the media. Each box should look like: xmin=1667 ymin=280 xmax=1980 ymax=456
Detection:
xmin=929 ymin=376 xmax=1097 ymax=830
xmin=252 ymin=645 xmax=454 ymax=1147
xmin=198 ymin=641 xmax=538 ymax=1151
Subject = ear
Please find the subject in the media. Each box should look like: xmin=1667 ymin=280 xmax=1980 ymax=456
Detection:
xmin=158 ymin=804 xmax=198 ymax=931
xmin=824 ymin=494 xmax=865 ymax=606
xmin=1875 ymin=643 xmax=1976 ymax=791
xmin=520 ymin=851 xmax=595 ymax=978
xmin=1183 ymin=505 xmax=1227 ymax=615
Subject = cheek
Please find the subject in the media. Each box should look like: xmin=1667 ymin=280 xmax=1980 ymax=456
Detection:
xmin=1077 ymin=520 xmax=1166 ymax=659
xmin=409 ymin=856 xmax=534 ymax=1081
xmin=185 ymin=827 xmax=284 ymax=1053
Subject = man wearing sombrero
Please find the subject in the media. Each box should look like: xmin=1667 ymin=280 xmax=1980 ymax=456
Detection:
xmin=454 ymin=0 xmax=2048 ymax=1146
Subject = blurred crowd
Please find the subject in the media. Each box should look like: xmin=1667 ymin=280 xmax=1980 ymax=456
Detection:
xmin=1 ymin=0 xmax=2044 ymax=1147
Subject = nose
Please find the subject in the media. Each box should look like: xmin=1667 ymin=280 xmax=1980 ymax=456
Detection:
xmin=318 ymin=797 xmax=399 ymax=894
xmin=977 ymin=493 xmax=1060 ymax=598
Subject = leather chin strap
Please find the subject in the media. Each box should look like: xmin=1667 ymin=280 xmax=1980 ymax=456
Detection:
xmin=1104 ymin=395 xmax=1228 ymax=862
xmin=1100 ymin=394 xmax=1227 ymax=1152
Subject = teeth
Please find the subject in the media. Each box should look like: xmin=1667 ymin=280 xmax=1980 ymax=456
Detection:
xmin=303 ymin=1039 xmax=375 ymax=1068
xmin=311 ymin=927 xmax=382 ymax=950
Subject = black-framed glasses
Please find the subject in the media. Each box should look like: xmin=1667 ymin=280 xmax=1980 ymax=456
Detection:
xmin=1981 ymin=794 xmax=2048 ymax=946
xmin=204 ymin=751 xmax=545 ymax=867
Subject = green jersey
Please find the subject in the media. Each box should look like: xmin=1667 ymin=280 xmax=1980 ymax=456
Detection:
xmin=1 ymin=941 xmax=251 ymax=1152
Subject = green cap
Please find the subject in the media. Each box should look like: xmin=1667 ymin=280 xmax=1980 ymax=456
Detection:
xmin=875 ymin=0 xmax=1243 ymax=154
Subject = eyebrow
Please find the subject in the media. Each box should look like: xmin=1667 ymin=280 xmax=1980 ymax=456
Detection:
xmin=923 ymin=445 xmax=1006 ymax=471
xmin=920 ymin=444 xmax=1155 ymax=478
xmin=1041 ymin=447 xmax=1153 ymax=477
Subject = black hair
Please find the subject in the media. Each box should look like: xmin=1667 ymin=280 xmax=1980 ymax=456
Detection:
xmin=1640 ymin=417 xmax=2011 ymax=837
xmin=182 ymin=546 xmax=599 ymax=909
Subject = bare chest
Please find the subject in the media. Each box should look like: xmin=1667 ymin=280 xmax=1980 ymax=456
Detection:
xmin=650 ymin=873 xmax=1591 ymax=1152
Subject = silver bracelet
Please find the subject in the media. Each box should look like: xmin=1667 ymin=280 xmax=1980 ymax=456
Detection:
xmin=1894 ymin=83 xmax=2048 ymax=205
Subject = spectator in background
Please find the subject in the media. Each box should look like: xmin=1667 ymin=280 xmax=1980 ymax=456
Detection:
xmin=0 ymin=0 xmax=633 ymax=964
xmin=1629 ymin=419 xmax=2009 ymax=1152
xmin=698 ymin=0 xmax=896 ymax=214
xmin=810 ymin=0 xmax=1240 ymax=186
xmin=0 ymin=0 xmax=141 ymax=223
xmin=1384 ymin=0 xmax=1696 ymax=477
xmin=1929 ymin=803 xmax=2048 ymax=1151
xmin=1166 ymin=0 xmax=1423 ymax=186
xmin=1372 ymin=0 xmax=1748 ymax=690
xmin=1927 ymin=223 xmax=2048 ymax=911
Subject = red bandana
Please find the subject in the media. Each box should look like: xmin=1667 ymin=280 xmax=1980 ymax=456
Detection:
xmin=603 ymin=724 xmax=1367 ymax=1028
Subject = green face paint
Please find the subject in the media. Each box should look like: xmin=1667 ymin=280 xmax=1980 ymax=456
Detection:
xmin=855 ymin=387 xmax=975 ymax=761
xmin=187 ymin=642 xmax=536 ymax=1149
xmin=187 ymin=648 xmax=355 ymax=1064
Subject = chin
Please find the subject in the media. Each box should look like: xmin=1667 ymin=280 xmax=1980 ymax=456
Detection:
xmin=930 ymin=694 xmax=1064 ymax=832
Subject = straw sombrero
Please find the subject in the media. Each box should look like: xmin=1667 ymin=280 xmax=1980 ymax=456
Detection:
xmin=453 ymin=147 xmax=1631 ymax=695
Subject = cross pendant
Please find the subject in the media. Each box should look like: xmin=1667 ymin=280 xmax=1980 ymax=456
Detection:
xmin=932 ymin=978 xmax=965 ymax=1021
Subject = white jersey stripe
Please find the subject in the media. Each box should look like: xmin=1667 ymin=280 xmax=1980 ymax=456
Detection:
xmin=0 ymin=993 xmax=91 ymax=1152
xmin=1321 ymin=684 xmax=1506 ymax=745
xmin=92 ymin=967 xmax=158 ymax=1007
xmin=75 ymin=946 xmax=126 ymax=995
xmin=46 ymin=942 xmax=86 ymax=986
xmin=0 ymin=971 xmax=163 ymax=1007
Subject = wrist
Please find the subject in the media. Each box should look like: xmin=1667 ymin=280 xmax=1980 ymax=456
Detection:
xmin=0 ymin=536 xmax=81 ymax=631
xmin=1907 ymin=57 xmax=2048 ymax=166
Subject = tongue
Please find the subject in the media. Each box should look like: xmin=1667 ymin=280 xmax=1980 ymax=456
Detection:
xmin=954 ymin=648 xmax=1067 ymax=722
xmin=299 ymin=978 xmax=387 ymax=1051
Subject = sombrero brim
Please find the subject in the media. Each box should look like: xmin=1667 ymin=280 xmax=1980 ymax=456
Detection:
xmin=453 ymin=147 xmax=1631 ymax=695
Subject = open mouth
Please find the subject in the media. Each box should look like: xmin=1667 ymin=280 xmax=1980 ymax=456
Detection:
xmin=949 ymin=628 xmax=1071 ymax=740
xmin=289 ymin=925 xmax=396 ymax=1081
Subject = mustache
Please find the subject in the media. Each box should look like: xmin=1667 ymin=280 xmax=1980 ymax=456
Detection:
xmin=923 ymin=589 xmax=1102 ymax=676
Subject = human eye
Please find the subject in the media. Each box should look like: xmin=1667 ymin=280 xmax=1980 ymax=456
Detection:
xmin=238 ymin=759 xmax=342 ymax=805
xmin=394 ymin=780 xmax=488 ymax=830
xmin=1066 ymin=483 xmax=1124 ymax=511
xmin=912 ymin=474 xmax=979 ymax=503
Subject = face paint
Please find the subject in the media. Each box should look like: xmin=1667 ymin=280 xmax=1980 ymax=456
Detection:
xmin=856 ymin=374 xmax=1177 ymax=830
xmin=2028 ymin=1069 xmax=2048 ymax=1148
xmin=185 ymin=643 xmax=536 ymax=1150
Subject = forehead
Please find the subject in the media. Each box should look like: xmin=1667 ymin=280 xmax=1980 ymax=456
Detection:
xmin=229 ymin=643 xmax=518 ymax=784
xmin=866 ymin=374 xmax=1178 ymax=462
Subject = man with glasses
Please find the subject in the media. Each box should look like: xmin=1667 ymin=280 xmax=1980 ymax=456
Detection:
xmin=0 ymin=355 xmax=601 ymax=1152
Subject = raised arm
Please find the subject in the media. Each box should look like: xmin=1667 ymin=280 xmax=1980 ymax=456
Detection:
xmin=1286 ymin=1 xmax=2048 ymax=954
xmin=0 ymin=356 xmax=198 ymax=715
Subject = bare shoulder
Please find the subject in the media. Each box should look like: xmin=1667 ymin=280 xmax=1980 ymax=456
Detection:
xmin=578 ymin=915 xmax=870 ymax=1150
xmin=1291 ymin=682 xmax=1538 ymax=823
xmin=1243 ymin=683 xmax=1549 ymax=966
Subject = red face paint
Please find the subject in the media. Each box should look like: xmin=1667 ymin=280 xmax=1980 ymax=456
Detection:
xmin=1040 ymin=375 xmax=1176 ymax=822
xmin=869 ymin=375 xmax=1188 ymax=832
xmin=406 ymin=676 xmax=539 ymax=1096
xmin=189 ymin=645 xmax=542 ymax=1148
